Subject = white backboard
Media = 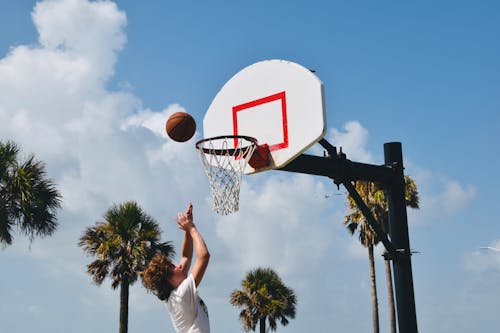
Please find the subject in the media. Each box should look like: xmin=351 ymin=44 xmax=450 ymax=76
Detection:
xmin=203 ymin=59 xmax=326 ymax=174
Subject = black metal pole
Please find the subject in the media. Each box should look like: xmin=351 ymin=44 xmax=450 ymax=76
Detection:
xmin=384 ymin=142 xmax=418 ymax=333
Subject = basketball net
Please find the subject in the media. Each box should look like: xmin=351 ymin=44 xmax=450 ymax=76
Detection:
xmin=196 ymin=136 xmax=257 ymax=215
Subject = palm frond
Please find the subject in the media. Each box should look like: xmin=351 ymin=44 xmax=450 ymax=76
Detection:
xmin=0 ymin=141 xmax=62 ymax=246
xmin=87 ymin=259 xmax=110 ymax=285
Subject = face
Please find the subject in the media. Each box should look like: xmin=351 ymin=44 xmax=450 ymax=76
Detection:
xmin=166 ymin=263 xmax=187 ymax=288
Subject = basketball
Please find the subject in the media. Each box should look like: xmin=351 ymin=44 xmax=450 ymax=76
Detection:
xmin=166 ymin=112 xmax=196 ymax=142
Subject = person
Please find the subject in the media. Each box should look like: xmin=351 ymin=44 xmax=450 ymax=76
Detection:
xmin=141 ymin=203 xmax=210 ymax=333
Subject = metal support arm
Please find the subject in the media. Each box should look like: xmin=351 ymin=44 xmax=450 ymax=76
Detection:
xmin=342 ymin=180 xmax=396 ymax=255
xmin=280 ymin=152 xmax=394 ymax=184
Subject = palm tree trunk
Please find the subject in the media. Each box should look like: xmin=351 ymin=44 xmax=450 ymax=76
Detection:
xmin=260 ymin=317 xmax=266 ymax=333
xmin=368 ymin=245 xmax=379 ymax=333
xmin=384 ymin=258 xmax=397 ymax=333
xmin=119 ymin=277 xmax=129 ymax=333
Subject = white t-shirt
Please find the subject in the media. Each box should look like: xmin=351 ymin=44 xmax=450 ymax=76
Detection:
xmin=166 ymin=274 xmax=210 ymax=333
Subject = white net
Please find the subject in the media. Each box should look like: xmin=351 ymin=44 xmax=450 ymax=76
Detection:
xmin=196 ymin=136 xmax=256 ymax=215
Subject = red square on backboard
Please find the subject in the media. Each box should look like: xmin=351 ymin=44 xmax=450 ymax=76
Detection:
xmin=232 ymin=91 xmax=289 ymax=151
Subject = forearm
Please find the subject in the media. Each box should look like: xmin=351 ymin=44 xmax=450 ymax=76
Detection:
xmin=181 ymin=231 xmax=193 ymax=261
xmin=188 ymin=226 xmax=210 ymax=261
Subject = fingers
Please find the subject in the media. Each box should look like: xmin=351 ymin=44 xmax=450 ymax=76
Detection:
xmin=176 ymin=213 xmax=186 ymax=230
xmin=185 ymin=203 xmax=193 ymax=224
xmin=177 ymin=203 xmax=194 ymax=230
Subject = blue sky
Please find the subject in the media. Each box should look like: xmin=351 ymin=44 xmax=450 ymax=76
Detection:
xmin=0 ymin=0 xmax=499 ymax=332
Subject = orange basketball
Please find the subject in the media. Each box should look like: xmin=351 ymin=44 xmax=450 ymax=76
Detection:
xmin=166 ymin=112 xmax=196 ymax=142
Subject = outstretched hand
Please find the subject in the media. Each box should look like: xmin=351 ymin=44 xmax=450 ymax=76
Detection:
xmin=177 ymin=203 xmax=194 ymax=231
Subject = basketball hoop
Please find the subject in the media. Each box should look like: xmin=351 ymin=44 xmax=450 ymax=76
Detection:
xmin=196 ymin=135 xmax=258 ymax=215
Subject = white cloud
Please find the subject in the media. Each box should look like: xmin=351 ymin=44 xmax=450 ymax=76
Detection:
xmin=0 ymin=0 xmax=208 ymax=220
xmin=439 ymin=180 xmax=477 ymax=213
xmin=121 ymin=105 xmax=185 ymax=139
xmin=27 ymin=305 xmax=40 ymax=315
xmin=406 ymin=166 xmax=477 ymax=226
xmin=322 ymin=120 xmax=374 ymax=163
xmin=0 ymin=0 xmax=128 ymax=162
xmin=464 ymin=239 xmax=500 ymax=272
xmin=32 ymin=0 xmax=126 ymax=79
xmin=215 ymin=174 xmax=340 ymax=275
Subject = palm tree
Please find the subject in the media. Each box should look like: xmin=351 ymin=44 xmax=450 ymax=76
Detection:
xmin=78 ymin=201 xmax=174 ymax=333
xmin=0 ymin=140 xmax=62 ymax=247
xmin=344 ymin=181 xmax=381 ymax=333
xmin=344 ymin=176 xmax=419 ymax=333
xmin=230 ymin=267 xmax=297 ymax=333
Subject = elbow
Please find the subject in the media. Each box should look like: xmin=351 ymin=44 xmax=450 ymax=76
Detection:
xmin=200 ymin=250 xmax=210 ymax=263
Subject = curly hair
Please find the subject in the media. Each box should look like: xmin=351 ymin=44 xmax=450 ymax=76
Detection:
xmin=140 ymin=253 xmax=175 ymax=301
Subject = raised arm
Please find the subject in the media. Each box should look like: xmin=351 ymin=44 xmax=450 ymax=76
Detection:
xmin=178 ymin=224 xmax=193 ymax=277
xmin=176 ymin=203 xmax=210 ymax=287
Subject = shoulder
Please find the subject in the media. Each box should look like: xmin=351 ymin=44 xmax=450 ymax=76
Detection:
xmin=169 ymin=275 xmax=196 ymax=300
